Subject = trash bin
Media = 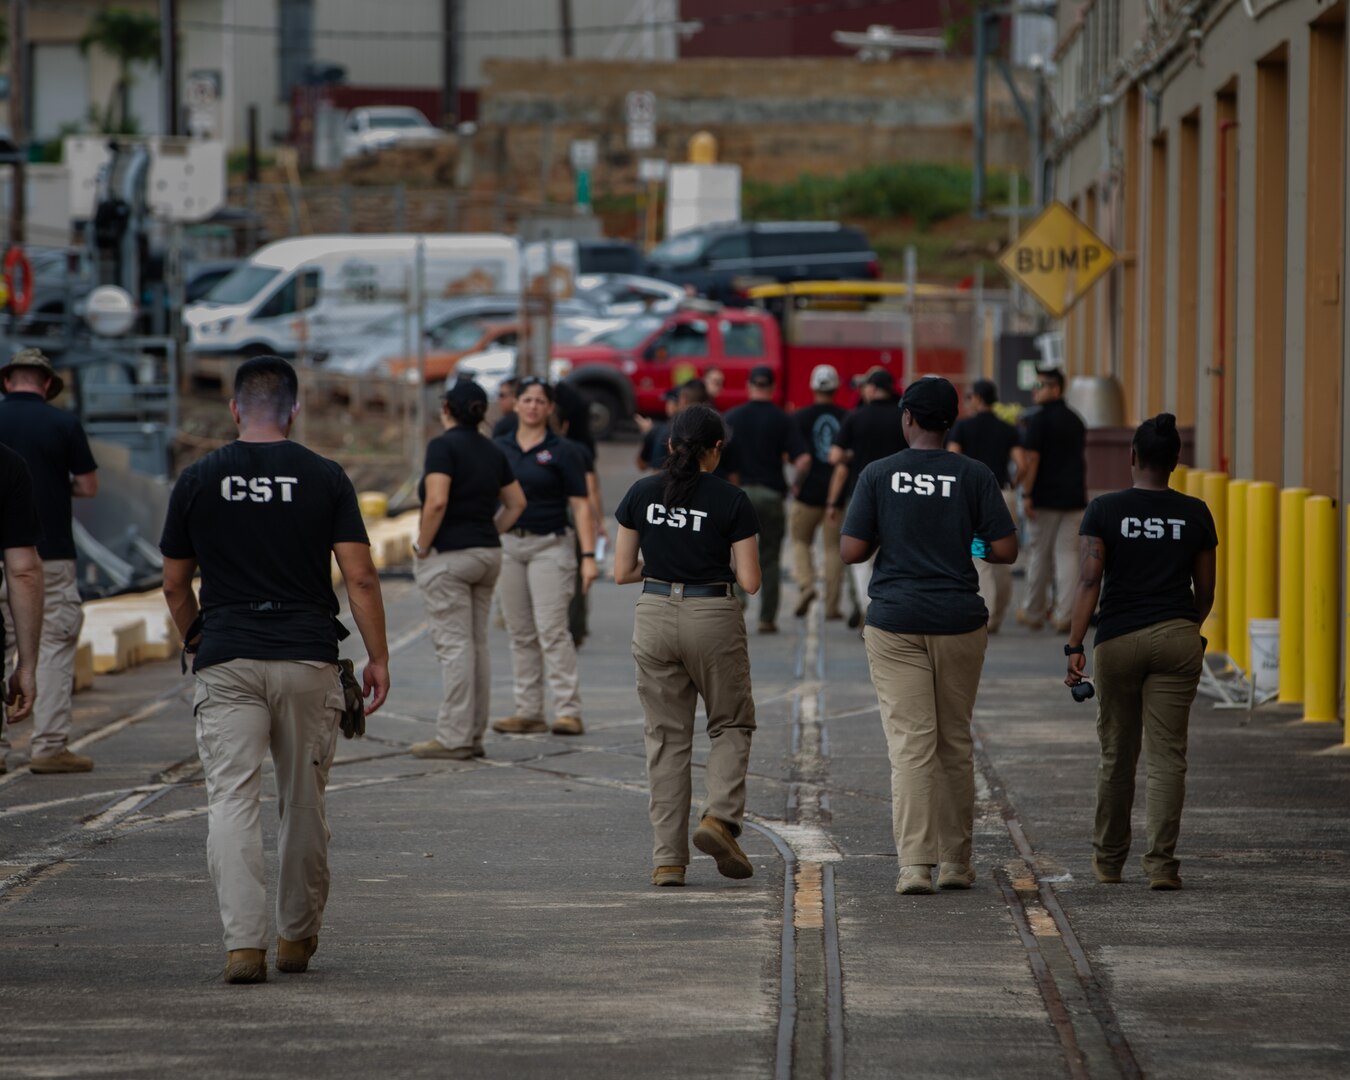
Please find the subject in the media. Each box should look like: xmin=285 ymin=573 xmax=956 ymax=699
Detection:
xmin=1248 ymin=618 xmax=1280 ymax=694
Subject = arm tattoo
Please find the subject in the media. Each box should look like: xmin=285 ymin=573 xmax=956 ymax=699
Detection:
xmin=1079 ymin=536 xmax=1105 ymax=583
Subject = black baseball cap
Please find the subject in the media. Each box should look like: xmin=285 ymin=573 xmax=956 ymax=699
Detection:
xmin=900 ymin=376 xmax=960 ymax=428
xmin=444 ymin=376 xmax=488 ymax=409
xmin=865 ymin=368 xmax=896 ymax=394
xmin=748 ymin=364 xmax=775 ymax=387
xmin=970 ymin=378 xmax=999 ymax=405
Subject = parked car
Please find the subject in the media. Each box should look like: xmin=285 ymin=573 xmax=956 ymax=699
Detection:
xmin=385 ymin=320 xmax=521 ymax=384
xmin=184 ymin=234 xmax=520 ymax=362
xmin=342 ymin=106 xmax=444 ymax=160
xmin=573 ymin=273 xmax=685 ymax=316
xmin=553 ymin=306 xmax=784 ymax=438
xmin=453 ymin=315 xmax=623 ymax=398
xmin=646 ymin=221 xmax=880 ymax=304
xmin=322 ymin=294 xmax=597 ymax=376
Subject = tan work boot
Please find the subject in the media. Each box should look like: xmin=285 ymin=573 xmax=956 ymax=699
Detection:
xmin=1015 ymin=610 xmax=1043 ymax=631
xmin=492 ymin=716 xmax=548 ymax=735
xmin=651 ymin=866 xmax=686 ymax=887
xmin=897 ymin=865 xmax=936 ymax=895
xmin=1150 ymin=876 xmax=1183 ymax=891
xmin=223 ymin=949 xmax=267 ymax=983
xmin=937 ymin=862 xmax=976 ymax=889
xmin=551 ymin=715 xmax=584 ymax=736
xmin=30 ymin=749 xmax=93 ymax=774
xmin=692 ymin=816 xmax=753 ymax=880
xmin=276 ymin=935 xmax=319 ymax=973
xmin=1092 ymin=862 xmax=1123 ymax=884
xmin=410 ymin=740 xmax=474 ymax=760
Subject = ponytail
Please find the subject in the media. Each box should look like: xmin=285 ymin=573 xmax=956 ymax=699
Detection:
xmin=663 ymin=405 xmax=725 ymax=508
xmin=1132 ymin=412 xmax=1181 ymax=472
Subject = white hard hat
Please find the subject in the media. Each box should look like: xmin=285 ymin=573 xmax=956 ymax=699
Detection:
xmin=809 ymin=364 xmax=840 ymax=391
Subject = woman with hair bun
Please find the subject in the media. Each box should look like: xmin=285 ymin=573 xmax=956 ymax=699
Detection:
xmin=1065 ymin=412 xmax=1216 ymax=891
xmin=410 ymin=379 xmax=526 ymax=760
xmin=613 ymin=405 xmax=762 ymax=888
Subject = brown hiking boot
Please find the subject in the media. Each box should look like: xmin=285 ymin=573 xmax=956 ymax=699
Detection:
xmin=1015 ymin=610 xmax=1044 ymax=631
xmin=651 ymin=866 xmax=686 ymax=887
xmin=897 ymin=865 xmax=936 ymax=895
xmin=30 ymin=749 xmax=93 ymax=774
xmin=276 ymin=935 xmax=319 ymax=973
xmin=692 ymin=816 xmax=753 ymax=880
xmin=492 ymin=716 xmax=548 ymax=735
xmin=410 ymin=740 xmax=474 ymax=760
xmin=223 ymin=949 xmax=267 ymax=983
xmin=937 ymin=862 xmax=976 ymax=889
xmin=551 ymin=715 xmax=584 ymax=736
xmin=1150 ymin=876 xmax=1183 ymax=891
xmin=1093 ymin=862 xmax=1123 ymax=884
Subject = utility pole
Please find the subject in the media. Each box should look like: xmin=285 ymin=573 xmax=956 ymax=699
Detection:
xmin=559 ymin=0 xmax=575 ymax=58
xmin=8 ymin=0 xmax=26 ymax=245
xmin=160 ymin=0 xmax=178 ymax=135
xmin=972 ymin=8 xmax=989 ymax=219
xmin=441 ymin=0 xmax=458 ymax=125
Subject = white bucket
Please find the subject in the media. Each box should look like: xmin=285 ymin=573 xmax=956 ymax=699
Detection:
xmin=1248 ymin=618 xmax=1280 ymax=693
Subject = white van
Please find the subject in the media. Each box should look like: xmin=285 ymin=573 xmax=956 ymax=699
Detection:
xmin=184 ymin=234 xmax=520 ymax=361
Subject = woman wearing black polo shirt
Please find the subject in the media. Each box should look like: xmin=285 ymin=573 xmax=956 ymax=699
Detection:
xmin=492 ymin=378 xmax=598 ymax=737
xmin=410 ymin=380 xmax=526 ymax=760
xmin=841 ymin=377 xmax=1018 ymax=896
xmin=614 ymin=405 xmax=761 ymax=887
xmin=1065 ymin=413 xmax=1216 ymax=890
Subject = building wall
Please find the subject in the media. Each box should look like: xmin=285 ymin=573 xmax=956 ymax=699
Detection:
xmin=1050 ymin=0 xmax=1349 ymax=512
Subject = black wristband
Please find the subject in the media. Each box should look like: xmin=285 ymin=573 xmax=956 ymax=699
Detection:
xmin=1064 ymin=643 xmax=1084 ymax=656
xmin=580 ymin=552 xmax=596 ymax=559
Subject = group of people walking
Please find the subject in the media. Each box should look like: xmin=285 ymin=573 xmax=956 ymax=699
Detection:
xmin=1 ymin=345 xmax=1216 ymax=985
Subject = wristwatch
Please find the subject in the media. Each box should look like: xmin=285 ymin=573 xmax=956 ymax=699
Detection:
xmin=580 ymin=552 xmax=596 ymax=559
xmin=1064 ymin=643 xmax=1084 ymax=656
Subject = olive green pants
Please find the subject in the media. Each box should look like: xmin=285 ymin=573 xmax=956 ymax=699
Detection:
xmin=739 ymin=485 xmax=785 ymax=626
xmin=1092 ymin=618 xmax=1204 ymax=881
xmin=632 ymin=591 xmax=756 ymax=867
xmin=863 ymin=625 xmax=988 ymax=867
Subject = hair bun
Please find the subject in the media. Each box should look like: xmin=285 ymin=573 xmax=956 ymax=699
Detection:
xmin=1154 ymin=413 xmax=1177 ymax=435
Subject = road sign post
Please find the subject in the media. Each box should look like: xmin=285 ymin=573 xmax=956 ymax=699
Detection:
xmin=997 ymin=200 xmax=1118 ymax=318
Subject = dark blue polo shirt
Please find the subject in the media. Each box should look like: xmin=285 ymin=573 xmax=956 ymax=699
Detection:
xmin=0 ymin=392 xmax=98 ymax=561
xmin=494 ymin=430 xmax=588 ymax=534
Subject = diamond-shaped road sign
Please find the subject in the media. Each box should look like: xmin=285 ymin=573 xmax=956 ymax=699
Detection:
xmin=998 ymin=200 xmax=1118 ymax=318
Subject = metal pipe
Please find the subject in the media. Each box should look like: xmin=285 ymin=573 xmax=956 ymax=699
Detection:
xmin=8 ymin=0 xmax=26 ymax=246
xmin=973 ymin=11 xmax=989 ymax=218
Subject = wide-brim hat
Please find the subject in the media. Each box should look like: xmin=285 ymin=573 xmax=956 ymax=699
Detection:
xmin=0 ymin=348 xmax=64 ymax=400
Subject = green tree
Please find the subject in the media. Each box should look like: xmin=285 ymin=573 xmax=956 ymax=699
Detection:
xmin=79 ymin=8 xmax=160 ymax=134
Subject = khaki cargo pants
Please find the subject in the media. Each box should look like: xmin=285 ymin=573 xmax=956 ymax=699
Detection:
xmin=863 ymin=625 xmax=988 ymax=868
xmin=1092 ymin=618 xmax=1204 ymax=881
xmin=790 ymin=501 xmax=845 ymax=617
xmin=0 ymin=559 xmax=84 ymax=762
xmin=1021 ymin=508 xmax=1083 ymax=627
xmin=498 ymin=532 xmax=581 ymax=720
xmin=974 ymin=489 xmax=1018 ymax=632
xmin=193 ymin=658 xmax=344 ymax=951
xmin=632 ymin=590 xmax=756 ymax=867
xmin=414 ymin=547 xmax=503 ymax=751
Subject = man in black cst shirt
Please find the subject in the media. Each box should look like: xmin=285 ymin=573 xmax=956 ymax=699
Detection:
xmin=0 ymin=445 xmax=43 ymax=747
xmin=790 ymin=365 xmax=848 ymax=620
xmin=0 ymin=348 xmax=99 ymax=774
xmin=947 ymin=378 xmax=1019 ymax=632
xmin=722 ymin=365 xmax=810 ymax=633
xmin=160 ymin=356 xmax=391 ymax=985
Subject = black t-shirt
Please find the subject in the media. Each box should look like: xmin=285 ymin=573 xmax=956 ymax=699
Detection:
xmin=0 ymin=444 xmax=42 ymax=659
xmin=793 ymin=403 xmax=846 ymax=507
xmin=948 ymin=411 xmax=1018 ymax=489
xmin=1080 ymin=487 xmax=1218 ymax=646
xmin=159 ymin=440 xmax=370 ymax=670
xmin=492 ymin=413 xmax=518 ymax=438
xmin=722 ymin=400 xmax=808 ymax=494
xmin=1019 ymin=400 xmax=1087 ymax=510
xmin=615 ymin=472 xmax=759 ymax=586
xmin=640 ymin=422 xmax=671 ymax=470
xmin=495 ymin=430 xmax=588 ymax=534
xmin=420 ymin=427 xmax=515 ymax=551
xmin=842 ymin=448 xmax=1016 ymax=635
xmin=0 ymin=392 xmax=98 ymax=561
xmin=835 ymin=398 xmax=908 ymax=478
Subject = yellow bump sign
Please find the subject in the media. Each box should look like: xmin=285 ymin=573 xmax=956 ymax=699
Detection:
xmin=998 ymin=201 xmax=1117 ymax=318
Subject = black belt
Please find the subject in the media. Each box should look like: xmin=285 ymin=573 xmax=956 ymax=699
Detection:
xmin=642 ymin=581 xmax=733 ymax=598
xmin=507 ymin=527 xmax=568 ymax=538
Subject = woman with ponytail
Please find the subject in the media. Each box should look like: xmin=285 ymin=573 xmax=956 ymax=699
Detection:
xmin=613 ymin=405 xmax=762 ymax=888
xmin=1065 ymin=412 xmax=1216 ymax=890
xmin=410 ymin=379 xmax=526 ymax=760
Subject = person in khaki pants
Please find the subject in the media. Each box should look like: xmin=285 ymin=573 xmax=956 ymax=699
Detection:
xmin=492 ymin=379 xmax=597 ymax=736
xmin=0 ymin=349 xmax=99 ymax=774
xmin=842 ymin=377 xmax=1017 ymax=896
xmin=614 ymin=405 xmax=762 ymax=887
xmin=790 ymin=365 xmax=847 ymax=619
xmin=410 ymin=380 xmax=526 ymax=760
xmin=1065 ymin=413 xmax=1216 ymax=890
xmin=161 ymin=357 xmax=390 ymax=984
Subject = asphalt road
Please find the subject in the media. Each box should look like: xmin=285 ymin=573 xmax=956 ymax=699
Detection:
xmin=1 ymin=443 xmax=1347 ymax=1079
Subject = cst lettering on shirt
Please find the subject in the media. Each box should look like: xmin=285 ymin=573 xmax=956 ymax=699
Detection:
xmin=1120 ymin=516 xmax=1186 ymax=540
xmin=219 ymin=475 xmax=299 ymax=503
xmin=645 ymin=503 xmax=710 ymax=531
xmin=890 ymin=471 xmax=957 ymax=497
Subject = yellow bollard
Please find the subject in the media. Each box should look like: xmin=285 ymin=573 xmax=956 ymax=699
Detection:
xmin=1278 ymin=489 xmax=1310 ymax=704
xmin=357 ymin=490 xmax=389 ymax=521
xmin=1245 ymin=482 xmax=1278 ymax=621
xmin=1303 ymin=495 xmax=1339 ymax=722
xmin=1201 ymin=472 xmax=1228 ymax=654
xmin=1226 ymin=480 xmax=1249 ymax=670
xmin=1185 ymin=468 xmax=1206 ymax=499
xmin=1171 ymin=464 xmax=1189 ymax=492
